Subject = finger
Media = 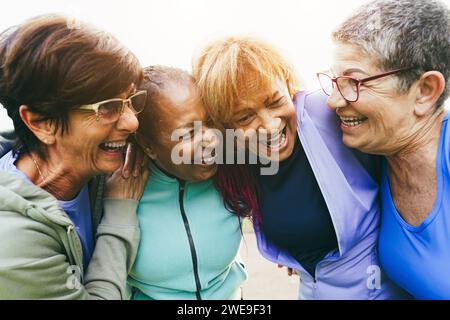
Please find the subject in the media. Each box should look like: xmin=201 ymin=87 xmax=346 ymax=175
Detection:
xmin=122 ymin=142 xmax=135 ymax=178
xmin=137 ymin=147 xmax=144 ymax=166
xmin=133 ymin=147 xmax=144 ymax=177
xmin=277 ymin=264 xmax=283 ymax=269
xmin=141 ymin=152 xmax=150 ymax=168
xmin=136 ymin=141 xmax=149 ymax=168
xmin=112 ymin=162 xmax=125 ymax=177
xmin=287 ymin=268 xmax=293 ymax=276
xmin=142 ymin=166 xmax=150 ymax=181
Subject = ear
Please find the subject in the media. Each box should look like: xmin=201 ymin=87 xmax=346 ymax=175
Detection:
xmin=18 ymin=105 xmax=56 ymax=145
xmin=414 ymin=71 xmax=445 ymax=117
xmin=135 ymin=132 xmax=157 ymax=160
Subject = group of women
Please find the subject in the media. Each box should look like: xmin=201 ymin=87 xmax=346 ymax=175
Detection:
xmin=0 ymin=0 xmax=449 ymax=300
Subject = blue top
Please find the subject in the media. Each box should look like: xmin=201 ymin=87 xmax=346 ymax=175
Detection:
xmin=0 ymin=150 xmax=94 ymax=267
xmin=128 ymin=161 xmax=247 ymax=300
xmin=258 ymin=136 xmax=338 ymax=277
xmin=379 ymin=113 xmax=450 ymax=299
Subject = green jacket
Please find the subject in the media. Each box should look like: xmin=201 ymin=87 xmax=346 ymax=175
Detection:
xmin=0 ymin=133 xmax=140 ymax=300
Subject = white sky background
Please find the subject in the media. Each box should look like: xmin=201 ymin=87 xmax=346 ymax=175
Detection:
xmin=1 ymin=0 xmax=450 ymax=130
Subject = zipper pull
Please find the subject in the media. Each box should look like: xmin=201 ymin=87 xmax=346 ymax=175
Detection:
xmin=178 ymin=179 xmax=186 ymax=192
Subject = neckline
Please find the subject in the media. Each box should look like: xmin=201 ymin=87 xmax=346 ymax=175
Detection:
xmin=383 ymin=116 xmax=447 ymax=232
xmin=149 ymin=160 xmax=181 ymax=183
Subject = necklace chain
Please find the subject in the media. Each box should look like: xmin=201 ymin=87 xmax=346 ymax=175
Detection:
xmin=30 ymin=154 xmax=55 ymax=195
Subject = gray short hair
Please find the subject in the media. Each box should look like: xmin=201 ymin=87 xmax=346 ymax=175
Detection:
xmin=333 ymin=0 xmax=450 ymax=109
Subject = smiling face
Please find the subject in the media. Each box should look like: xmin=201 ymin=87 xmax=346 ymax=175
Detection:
xmin=231 ymin=78 xmax=297 ymax=162
xmin=326 ymin=42 xmax=419 ymax=155
xmin=138 ymin=81 xmax=218 ymax=182
xmin=58 ymin=86 xmax=139 ymax=176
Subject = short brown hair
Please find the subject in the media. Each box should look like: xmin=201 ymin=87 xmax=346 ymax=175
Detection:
xmin=192 ymin=36 xmax=300 ymax=128
xmin=0 ymin=14 xmax=142 ymax=157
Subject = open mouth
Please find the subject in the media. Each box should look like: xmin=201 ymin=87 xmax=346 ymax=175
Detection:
xmin=201 ymin=149 xmax=216 ymax=165
xmin=260 ymin=126 xmax=288 ymax=151
xmin=340 ymin=116 xmax=368 ymax=127
xmin=99 ymin=141 xmax=127 ymax=153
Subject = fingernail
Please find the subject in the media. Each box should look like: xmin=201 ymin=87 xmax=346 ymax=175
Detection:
xmin=134 ymin=169 xmax=139 ymax=177
xmin=123 ymin=170 xmax=130 ymax=178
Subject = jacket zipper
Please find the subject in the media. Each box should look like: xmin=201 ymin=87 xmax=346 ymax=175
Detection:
xmin=178 ymin=180 xmax=202 ymax=300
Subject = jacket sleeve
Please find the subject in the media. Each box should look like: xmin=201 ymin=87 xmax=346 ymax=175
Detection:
xmin=83 ymin=198 xmax=140 ymax=299
xmin=0 ymin=130 xmax=15 ymax=158
xmin=0 ymin=198 xmax=140 ymax=300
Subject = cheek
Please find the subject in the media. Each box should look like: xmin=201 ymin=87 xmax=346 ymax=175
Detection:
xmin=282 ymin=103 xmax=297 ymax=122
xmin=167 ymin=139 xmax=195 ymax=163
xmin=63 ymin=122 xmax=109 ymax=154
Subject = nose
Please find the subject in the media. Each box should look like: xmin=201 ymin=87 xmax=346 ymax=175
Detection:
xmin=326 ymin=88 xmax=348 ymax=110
xmin=202 ymin=127 xmax=220 ymax=149
xmin=116 ymin=105 xmax=139 ymax=133
xmin=259 ymin=110 xmax=282 ymax=132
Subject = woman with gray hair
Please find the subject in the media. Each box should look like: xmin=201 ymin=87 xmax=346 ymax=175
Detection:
xmin=320 ymin=0 xmax=450 ymax=299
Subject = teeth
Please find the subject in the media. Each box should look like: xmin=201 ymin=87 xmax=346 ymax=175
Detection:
xmin=202 ymin=156 xmax=215 ymax=164
xmin=271 ymin=133 xmax=286 ymax=150
xmin=103 ymin=141 xmax=127 ymax=148
xmin=261 ymin=128 xmax=286 ymax=146
xmin=340 ymin=116 xmax=367 ymax=127
xmin=261 ymin=133 xmax=286 ymax=150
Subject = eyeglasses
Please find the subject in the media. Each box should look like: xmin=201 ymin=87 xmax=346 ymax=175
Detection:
xmin=78 ymin=90 xmax=147 ymax=124
xmin=317 ymin=67 xmax=414 ymax=102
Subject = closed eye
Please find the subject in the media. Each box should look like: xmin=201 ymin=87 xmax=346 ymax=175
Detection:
xmin=268 ymin=96 xmax=285 ymax=108
xmin=237 ymin=113 xmax=256 ymax=125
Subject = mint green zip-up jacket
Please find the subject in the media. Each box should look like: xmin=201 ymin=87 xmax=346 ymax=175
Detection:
xmin=0 ymin=138 xmax=140 ymax=299
xmin=127 ymin=162 xmax=247 ymax=300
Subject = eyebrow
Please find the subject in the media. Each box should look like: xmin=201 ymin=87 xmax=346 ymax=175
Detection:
xmin=342 ymin=68 xmax=370 ymax=77
xmin=177 ymin=122 xmax=196 ymax=130
xmin=235 ymin=108 xmax=254 ymax=115
xmin=264 ymin=91 xmax=280 ymax=105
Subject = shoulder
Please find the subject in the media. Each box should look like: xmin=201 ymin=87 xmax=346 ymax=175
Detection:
xmin=294 ymin=89 xmax=329 ymax=111
xmin=294 ymin=89 xmax=339 ymax=128
xmin=0 ymin=207 xmax=66 ymax=275
xmin=0 ymin=171 xmax=69 ymax=261
xmin=0 ymin=130 xmax=16 ymax=158
xmin=0 ymin=207 xmax=85 ymax=299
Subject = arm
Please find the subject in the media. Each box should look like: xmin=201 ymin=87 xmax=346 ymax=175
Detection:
xmin=83 ymin=198 xmax=141 ymax=299
xmin=0 ymin=166 xmax=149 ymax=300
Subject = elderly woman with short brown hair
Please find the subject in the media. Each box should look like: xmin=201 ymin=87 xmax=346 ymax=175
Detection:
xmin=0 ymin=15 xmax=149 ymax=299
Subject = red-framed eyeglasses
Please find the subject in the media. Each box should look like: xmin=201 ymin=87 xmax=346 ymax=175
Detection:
xmin=317 ymin=67 xmax=415 ymax=102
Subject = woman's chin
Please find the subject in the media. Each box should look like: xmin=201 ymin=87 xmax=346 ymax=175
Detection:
xmin=192 ymin=163 xmax=218 ymax=181
xmin=342 ymin=134 xmax=362 ymax=150
xmin=98 ymin=160 xmax=124 ymax=175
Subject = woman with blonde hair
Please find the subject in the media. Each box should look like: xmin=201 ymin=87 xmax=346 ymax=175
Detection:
xmin=193 ymin=36 xmax=410 ymax=299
